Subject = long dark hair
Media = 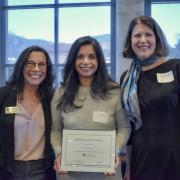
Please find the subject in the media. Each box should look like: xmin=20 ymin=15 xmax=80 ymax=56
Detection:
xmin=6 ymin=45 xmax=55 ymax=101
xmin=123 ymin=15 xmax=169 ymax=58
xmin=59 ymin=36 xmax=119 ymax=112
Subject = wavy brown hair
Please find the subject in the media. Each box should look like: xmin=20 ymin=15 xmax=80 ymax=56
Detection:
xmin=6 ymin=45 xmax=55 ymax=101
xmin=123 ymin=15 xmax=169 ymax=59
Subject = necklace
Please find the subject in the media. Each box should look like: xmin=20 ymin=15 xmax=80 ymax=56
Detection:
xmin=17 ymin=93 xmax=39 ymax=106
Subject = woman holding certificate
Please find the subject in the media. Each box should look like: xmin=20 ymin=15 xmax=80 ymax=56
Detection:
xmin=51 ymin=36 xmax=130 ymax=180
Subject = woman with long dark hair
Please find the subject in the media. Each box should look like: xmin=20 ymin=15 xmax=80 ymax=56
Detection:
xmin=0 ymin=45 xmax=56 ymax=180
xmin=51 ymin=36 xmax=130 ymax=180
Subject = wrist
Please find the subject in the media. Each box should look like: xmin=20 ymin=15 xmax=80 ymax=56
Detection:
xmin=56 ymin=153 xmax=61 ymax=158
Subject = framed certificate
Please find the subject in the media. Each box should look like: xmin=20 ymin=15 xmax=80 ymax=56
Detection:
xmin=61 ymin=129 xmax=116 ymax=173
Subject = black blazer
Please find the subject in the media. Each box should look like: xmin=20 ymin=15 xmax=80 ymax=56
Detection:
xmin=0 ymin=85 xmax=53 ymax=172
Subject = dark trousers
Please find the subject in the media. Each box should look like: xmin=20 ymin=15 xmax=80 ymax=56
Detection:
xmin=12 ymin=159 xmax=46 ymax=180
xmin=1 ymin=160 xmax=56 ymax=180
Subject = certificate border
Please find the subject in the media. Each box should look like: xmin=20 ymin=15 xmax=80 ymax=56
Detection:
xmin=61 ymin=129 xmax=116 ymax=173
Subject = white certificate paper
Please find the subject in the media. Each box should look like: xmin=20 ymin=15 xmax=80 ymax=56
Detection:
xmin=61 ymin=129 xmax=116 ymax=173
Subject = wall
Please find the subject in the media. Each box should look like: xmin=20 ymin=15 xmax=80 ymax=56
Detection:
xmin=116 ymin=0 xmax=144 ymax=82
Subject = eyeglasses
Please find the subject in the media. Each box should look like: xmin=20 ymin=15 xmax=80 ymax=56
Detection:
xmin=25 ymin=61 xmax=47 ymax=70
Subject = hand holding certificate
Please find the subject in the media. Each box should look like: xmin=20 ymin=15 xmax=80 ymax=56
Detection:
xmin=61 ymin=130 xmax=116 ymax=173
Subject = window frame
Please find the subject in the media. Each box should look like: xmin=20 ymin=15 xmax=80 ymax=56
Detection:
xmin=0 ymin=0 xmax=116 ymax=86
xmin=145 ymin=0 xmax=180 ymax=16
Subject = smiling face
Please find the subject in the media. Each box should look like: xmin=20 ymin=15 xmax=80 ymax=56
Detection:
xmin=131 ymin=23 xmax=156 ymax=60
xmin=23 ymin=51 xmax=47 ymax=87
xmin=75 ymin=44 xmax=98 ymax=86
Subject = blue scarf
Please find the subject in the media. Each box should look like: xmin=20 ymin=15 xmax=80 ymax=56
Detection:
xmin=121 ymin=55 xmax=159 ymax=130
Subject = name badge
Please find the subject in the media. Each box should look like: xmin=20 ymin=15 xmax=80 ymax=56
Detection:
xmin=5 ymin=106 xmax=19 ymax=114
xmin=93 ymin=111 xmax=108 ymax=123
xmin=156 ymin=71 xmax=174 ymax=83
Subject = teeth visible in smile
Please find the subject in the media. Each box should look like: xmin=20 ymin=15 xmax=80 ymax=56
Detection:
xmin=139 ymin=46 xmax=149 ymax=50
xmin=31 ymin=74 xmax=41 ymax=78
xmin=81 ymin=67 xmax=91 ymax=69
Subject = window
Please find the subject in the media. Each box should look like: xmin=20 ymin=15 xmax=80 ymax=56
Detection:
xmin=0 ymin=0 xmax=115 ymax=86
xmin=151 ymin=0 xmax=180 ymax=59
xmin=7 ymin=9 xmax=54 ymax=64
xmin=7 ymin=0 xmax=53 ymax=5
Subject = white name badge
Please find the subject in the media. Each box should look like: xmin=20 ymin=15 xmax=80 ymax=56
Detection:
xmin=156 ymin=71 xmax=174 ymax=83
xmin=93 ymin=111 xmax=108 ymax=123
xmin=5 ymin=106 xmax=19 ymax=114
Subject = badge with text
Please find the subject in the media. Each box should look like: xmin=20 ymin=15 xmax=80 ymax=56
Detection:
xmin=93 ymin=111 xmax=108 ymax=123
xmin=5 ymin=106 xmax=19 ymax=114
xmin=156 ymin=71 xmax=174 ymax=83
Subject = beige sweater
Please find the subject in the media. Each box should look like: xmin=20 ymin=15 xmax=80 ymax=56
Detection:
xmin=50 ymin=86 xmax=130 ymax=156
